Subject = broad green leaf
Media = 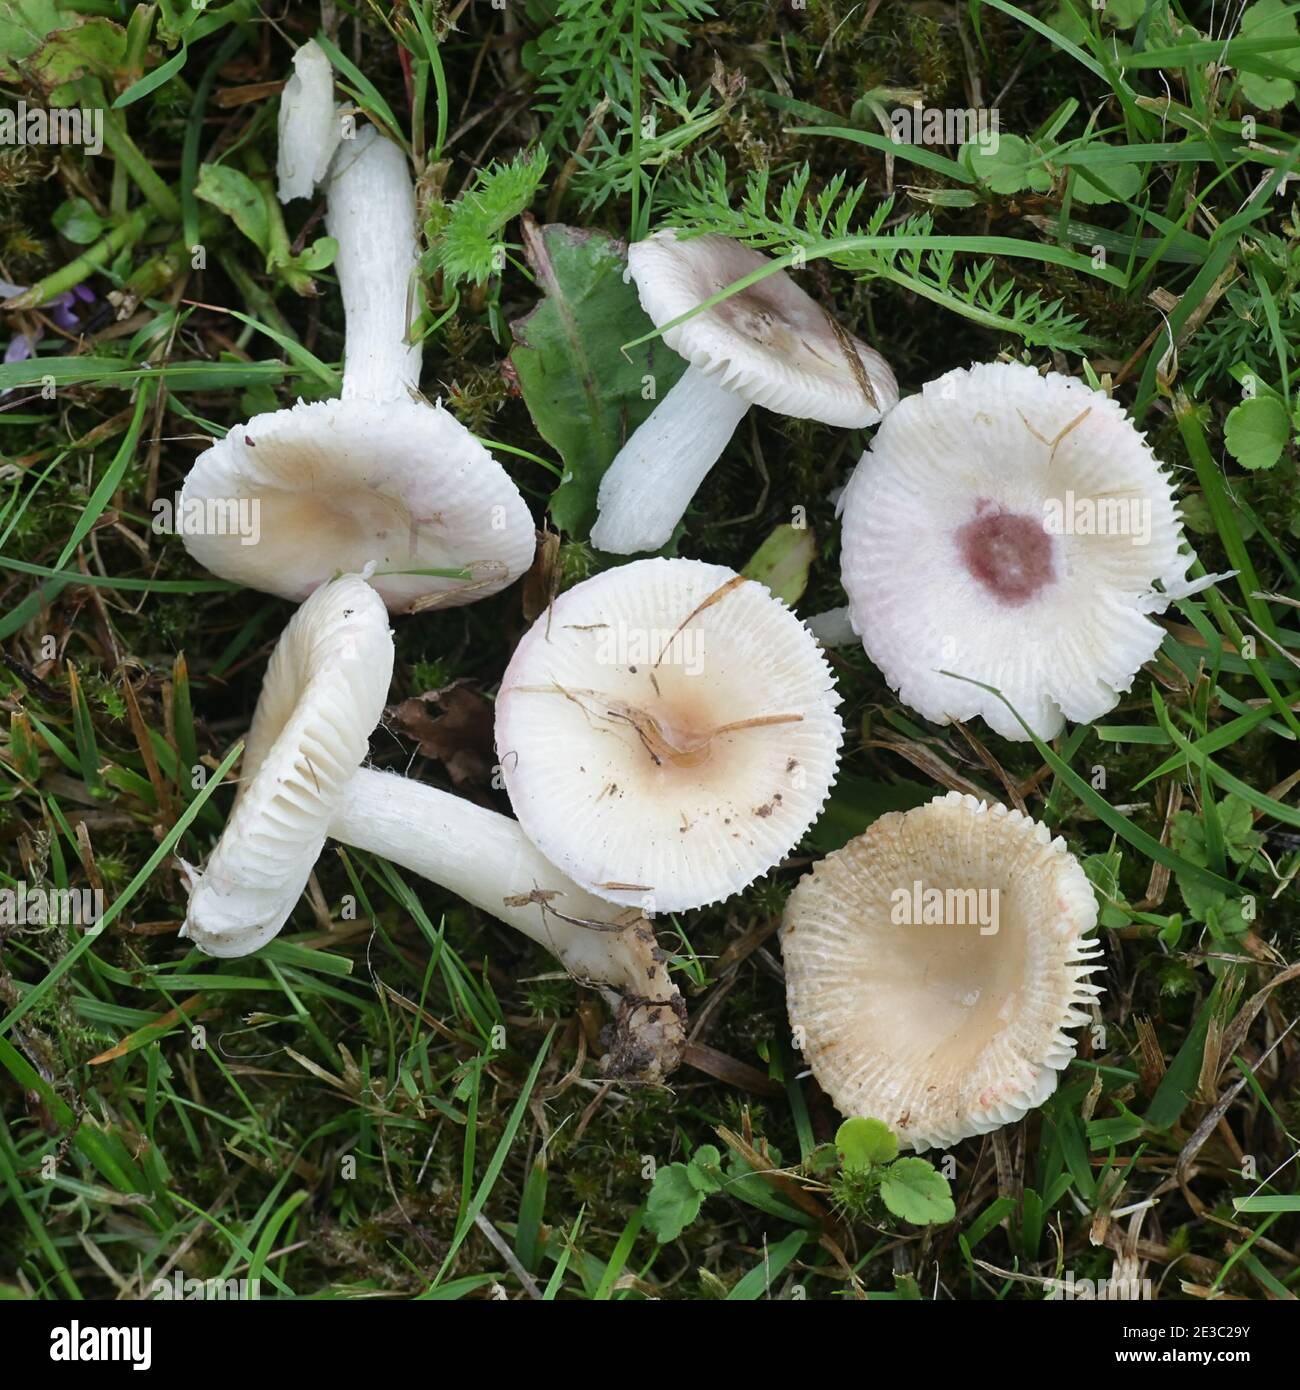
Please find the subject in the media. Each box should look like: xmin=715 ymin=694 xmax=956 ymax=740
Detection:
xmin=1101 ymin=0 xmax=1144 ymax=27
xmin=961 ymin=133 xmax=1051 ymax=195
xmin=1045 ymin=1 xmax=1091 ymax=45
xmin=295 ymin=236 xmax=338 ymax=273
xmin=1070 ymin=150 xmax=1142 ymax=205
xmin=510 ymin=222 xmax=686 ymax=536
xmin=879 ymin=1157 xmax=956 ymax=1225
xmin=0 ymin=0 xmax=63 ymax=79
xmin=836 ymin=1116 xmax=898 ymax=1171
xmin=23 ymin=17 xmax=127 ymax=96
xmin=51 ymin=197 xmax=106 ymax=245
xmin=1219 ymin=794 xmax=1266 ymax=865
xmin=194 ymin=163 xmax=271 ymax=257
xmin=1206 ymin=896 xmax=1249 ymax=938
xmin=1224 ymin=394 xmax=1290 ymax=470
xmin=686 ymin=1143 xmax=725 ymax=1194
xmin=742 ymin=523 xmax=816 ymax=605
xmin=1239 ymin=0 xmax=1298 ymax=109
xmin=645 ymin=1162 xmax=704 ymax=1243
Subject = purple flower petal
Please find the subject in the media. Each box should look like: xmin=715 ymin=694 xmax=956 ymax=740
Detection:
xmin=4 ymin=333 xmax=36 ymax=364
xmin=49 ymin=292 xmax=79 ymax=331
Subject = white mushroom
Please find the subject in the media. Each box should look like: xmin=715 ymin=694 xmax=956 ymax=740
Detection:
xmin=181 ymin=575 xmax=684 ymax=1079
xmin=494 ymin=557 xmax=843 ymax=912
xmin=781 ymin=792 xmax=1104 ymax=1151
xmin=590 ymin=231 xmax=898 ymax=555
xmin=839 ymin=361 xmax=1204 ymax=740
xmin=180 ymin=573 xmax=394 ymax=957
xmin=275 ymin=39 xmax=340 ymax=203
xmin=180 ymin=124 xmax=535 ymax=613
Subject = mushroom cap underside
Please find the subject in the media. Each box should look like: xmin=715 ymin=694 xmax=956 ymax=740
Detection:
xmin=180 ymin=398 xmax=536 ymax=613
xmin=781 ymin=791 xmax=1103 ymax=1151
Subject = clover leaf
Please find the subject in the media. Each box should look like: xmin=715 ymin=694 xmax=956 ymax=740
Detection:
xmin=1224 ymin=394 xmax=1291 ymax=470
xmin=879 ymin=1157 xmax=957 ymax=1226
xmin=836 ymin=1116 xmax=899 ymax=1171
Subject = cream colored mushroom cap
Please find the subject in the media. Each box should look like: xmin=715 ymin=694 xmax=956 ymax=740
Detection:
xmin=180 ymin=574 xmax=393 ymax=957
xmin=781 ymin=792 xmax=1103 ymax=1151
xmin=839 ymin=361 xmax=1190 ymax=740
xmin=629 ymin=230 xmax=898 ymax=426
xmin=495 ymin=557 xmax=843 ymax=912
xmin=179 ymin=398 xmax=536 ymax=613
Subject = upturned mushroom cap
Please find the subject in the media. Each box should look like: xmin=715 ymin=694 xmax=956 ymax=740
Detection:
xmin=495 ymin=557 xmax=843 ymax=912
xmin=629 ymin=230 xmax=898 ymax=425
xmin=781 ymin=792 xmax=1103 ymax=1151
xmin=181 ymin=574 xmax=393 ymax=957
xmin=839 ymin=361 xmax=1192 ymax=740
xmin=178 ymin=398 xmax=537 ymax=612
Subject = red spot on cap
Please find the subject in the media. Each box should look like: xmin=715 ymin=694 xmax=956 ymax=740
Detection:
xmin=956 ymin=503 xmax=1055 ymax=606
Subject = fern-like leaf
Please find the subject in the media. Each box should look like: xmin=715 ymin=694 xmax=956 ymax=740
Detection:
xmin=664 ymin=156 xmax=1097 ymax=352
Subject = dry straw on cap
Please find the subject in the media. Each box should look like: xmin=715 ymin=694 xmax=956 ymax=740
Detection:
xmin=839 ymin=360 xmax=1209 ymax=740
xmin=590 ymin=231 xmax=898 ymax=554
xmin=182 ymin=575 xmax=684 ymax=1078
xmin=781 ymin=792 xmax=1104 ymax=1151
xmin=495 ymin=557 xmax=843 ymax=912
xmin=181 ymin=120 xmax=535 ymax=613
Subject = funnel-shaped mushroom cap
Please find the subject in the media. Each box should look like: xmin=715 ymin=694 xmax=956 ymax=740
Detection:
xmin=630 ymin=230 xmax=898 ymax=425
xmin=495 ymin=557 xmax=842 ymax=912
xmin=781 ymin=792 xmax=1103 ymax=1150
xmin=181 ymin=574 xmax=393 ymax=957
xmin=839 ymin=361 xmax=1191 ymax=740
xmin=179 ymin=399 xmax=537 ymax=613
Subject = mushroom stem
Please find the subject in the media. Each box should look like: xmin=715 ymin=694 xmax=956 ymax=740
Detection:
xmin=326 ymin=126 xmax=422 ymax=402
xmin=590 ymin=364 xmax=750 ymax=554
xmin=276 ymin=40 xmax=340 ymax=203
xmin=328 ymin=767 xmax=685 ymax=1079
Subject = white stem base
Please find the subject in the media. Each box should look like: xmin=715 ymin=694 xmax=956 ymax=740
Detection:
xmin=328 ymin=768 xmax=685 ymax=1078
xmin=590 ymin=364 xmax=749 ymax=554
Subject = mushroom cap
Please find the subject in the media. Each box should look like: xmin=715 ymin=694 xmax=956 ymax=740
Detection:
xmin=181 ymin=574 xmax=393 ymax=957
xmin=839 ymin=361 xmax=1190 ymax=740
xmin=629 ymin=230 xmax=898 ymax=426
xmin=179 ymin=398 xmax=537 ymax=613
xmin=781 ymin=792 xmax=1103 ymax=1151
xmin=495 ymin=557 xmax=843 ymax=912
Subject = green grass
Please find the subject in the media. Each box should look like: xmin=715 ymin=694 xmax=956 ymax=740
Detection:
xmin=0 ymin=0 xmax=1297 ymax=1303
